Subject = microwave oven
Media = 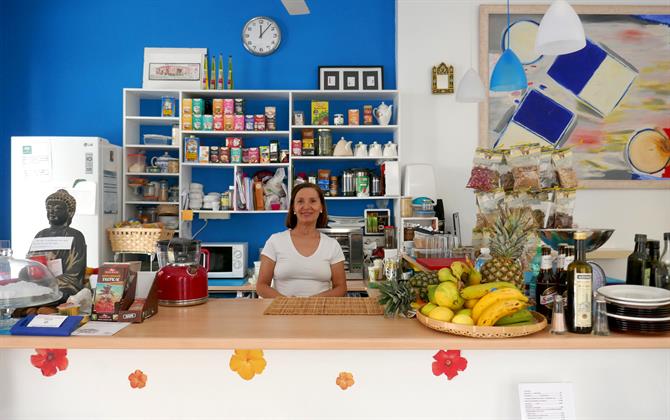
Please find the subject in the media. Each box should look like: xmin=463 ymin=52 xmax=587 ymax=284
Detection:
xmin=319 ymin=227 xmax=364 ymax=279
xmin=201 ymin=242 xmax=248 ymax=278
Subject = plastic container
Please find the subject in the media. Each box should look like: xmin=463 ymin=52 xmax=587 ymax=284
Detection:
xmin=143 ymin=134 xmax=172 ymax=145
xmin=127 ymin=153 xmax=146 ymax=173
xmin=474 ymin=248 xmax=492 ymax=271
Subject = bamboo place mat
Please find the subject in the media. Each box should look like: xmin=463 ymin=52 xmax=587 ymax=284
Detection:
xmin=264 ymin=297 xmax=384 ymax=315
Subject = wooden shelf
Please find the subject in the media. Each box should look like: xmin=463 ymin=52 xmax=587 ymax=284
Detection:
xmin=1 ymin=299 xmax=666 ymax=350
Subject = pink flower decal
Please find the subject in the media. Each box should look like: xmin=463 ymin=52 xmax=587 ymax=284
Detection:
xmin=432 ymin=349 xmax=467 ymax=380
xmin=30 ymin=348 xmax=68 ymax=377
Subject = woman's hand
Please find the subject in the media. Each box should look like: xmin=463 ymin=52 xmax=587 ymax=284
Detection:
xmin=314 ymin=261 xmax=347 ymax=297
xmin=256 ymin=255 xmax=284 ymax=298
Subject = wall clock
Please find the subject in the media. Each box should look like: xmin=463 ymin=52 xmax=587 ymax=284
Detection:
xmin=242 ymin=16 xmax=282 ymax=56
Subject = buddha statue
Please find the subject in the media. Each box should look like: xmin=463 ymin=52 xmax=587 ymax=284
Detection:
xmin=26 ymin=189 xmax=87 ymax=301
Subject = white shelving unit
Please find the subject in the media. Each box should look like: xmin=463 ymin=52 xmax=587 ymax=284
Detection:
xmin=123 ymin=89 xmax=183 ymax=229
xmin=123 ymin=88 xmax=402 ymax=242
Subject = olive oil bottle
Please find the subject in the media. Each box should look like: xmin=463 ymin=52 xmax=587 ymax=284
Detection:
xmin=566 ymin=231 xmax=592 ymax=334
xmin=626 ymin=234 xmax=647 ymax=285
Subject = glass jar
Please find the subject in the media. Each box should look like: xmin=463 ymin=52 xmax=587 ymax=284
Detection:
xmin=317 ymin=129 xmax=333 ymax=156
xmin=158 ymin=180 xmax=169 ymax=202
xmin=145 ymin=206 xmax=158 ymax=223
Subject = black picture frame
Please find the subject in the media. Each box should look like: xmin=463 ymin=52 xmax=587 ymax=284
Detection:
xmin=318 ymin=66 xmax=384 ymax=91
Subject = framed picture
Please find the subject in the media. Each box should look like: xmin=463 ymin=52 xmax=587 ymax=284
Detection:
xmin=318 ymin=66 xmax=384 ymax=91
xmin=143 ymin=47 xmax=207 ymax=89
xmin=479 ymin=5 xmax=670 ymax=189
xmin=432 ymin=62 xmax=454 ymax=94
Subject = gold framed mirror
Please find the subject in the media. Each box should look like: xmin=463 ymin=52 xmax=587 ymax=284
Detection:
xmin=432 ymin=62 xmax=454 ymax=94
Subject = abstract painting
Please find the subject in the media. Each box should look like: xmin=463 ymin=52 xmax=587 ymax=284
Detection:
xmin=479 ymin=5 xmax=670 ymax=188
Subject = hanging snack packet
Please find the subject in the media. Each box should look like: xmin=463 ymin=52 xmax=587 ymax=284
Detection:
xmin=498 ymin=149 xmax=515 ymax=191
xmin=466 ymin=148 xmax=502 ymax=191
xmin=529 ymin=189 xmax=555 ymax=228
xmin=551 ymin=188 xmax=576 ymax=228
xmin=504 ymin=190 xmax=532 ymax=221
xmin=552 ymin=148 xmax=578 ymax=188
xmin=508 ymin=144 xmax=542 ymax=191
xmin=539 ymin=147 xmax=558 ymax=188
xmin=475 ymin=189 xmax=505 ymax=230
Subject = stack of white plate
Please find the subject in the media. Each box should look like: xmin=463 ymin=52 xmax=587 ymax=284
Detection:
xmin=597 ymin=285 xmax=670 ymax=334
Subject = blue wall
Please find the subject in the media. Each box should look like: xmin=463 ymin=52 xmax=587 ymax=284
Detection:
xmin=0 ymin=0 xmax=396 ymax=262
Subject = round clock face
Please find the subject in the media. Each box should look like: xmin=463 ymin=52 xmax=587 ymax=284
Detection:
xmin=242 ymin=16 xmax=281 ymax=56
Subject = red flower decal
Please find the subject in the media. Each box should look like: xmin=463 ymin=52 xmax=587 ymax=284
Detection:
xmin=432 ymin=350 xmax=467 ymax=380
xmin=128 ymin=369 xmax=148 ymax=389
xmin=30 ymin=348 xmax=68 ymax=377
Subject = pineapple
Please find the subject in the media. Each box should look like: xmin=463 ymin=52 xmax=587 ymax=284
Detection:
xmin=480 ymin=206 xmax=535 ymax=290
xmin=375 ymin=280 xmax=414 ymax=318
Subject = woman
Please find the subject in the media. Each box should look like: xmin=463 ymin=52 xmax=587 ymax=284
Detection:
xmin=257 ymin=183 xmax=347 ymax=298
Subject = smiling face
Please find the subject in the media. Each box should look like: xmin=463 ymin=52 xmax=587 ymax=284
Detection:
xmin=293 ymin=187 xmax=323 ymax=226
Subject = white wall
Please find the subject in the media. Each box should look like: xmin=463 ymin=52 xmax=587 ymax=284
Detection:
xmin=397 ymin=0 xmax=670 ymax=278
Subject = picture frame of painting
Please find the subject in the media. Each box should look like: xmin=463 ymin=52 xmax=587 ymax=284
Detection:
xmin=318 ymin=66 xmax=384 ymax=91
xmin=479 ymin=5 xmax=670 ymax=189
xmin=143 ymin=47 xmax=207 ymax=89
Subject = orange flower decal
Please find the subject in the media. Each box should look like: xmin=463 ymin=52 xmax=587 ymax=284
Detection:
xmin=336 ymin=372 xmax=355 ymax=390
xmin=30 ymin=348 xmax=68 ymax=377
xmin=128 ymin=369 xmax=148 ymax=389
xmin=229 ymin=349 xmax=266 ymax=381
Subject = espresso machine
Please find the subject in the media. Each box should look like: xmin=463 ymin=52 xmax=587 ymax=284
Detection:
xmin=155 ymin=238 xmax=209 ymax=306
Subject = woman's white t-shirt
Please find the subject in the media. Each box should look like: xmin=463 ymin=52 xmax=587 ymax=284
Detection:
xmin=261 ymin=230 xmax=345 ymax=297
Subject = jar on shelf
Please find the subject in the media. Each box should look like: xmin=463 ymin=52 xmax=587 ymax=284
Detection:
xmin=158 ymin=180 xmax=169 ymax=202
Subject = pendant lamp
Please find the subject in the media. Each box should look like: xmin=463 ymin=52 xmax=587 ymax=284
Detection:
xmin=535 ymin=0 xmax=586 ymax=55
xmin=489 ymin=0 xmax=527 ymax=92
xmin=456 ymin=7 xmax=486 ymax=102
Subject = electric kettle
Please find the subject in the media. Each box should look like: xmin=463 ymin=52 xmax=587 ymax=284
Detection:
xmin=155 ymin=239 xmax=209 ymax=306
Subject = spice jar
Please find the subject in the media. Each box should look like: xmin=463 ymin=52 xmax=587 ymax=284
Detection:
xmin=158 ymin=180 xmax=169 ymax=202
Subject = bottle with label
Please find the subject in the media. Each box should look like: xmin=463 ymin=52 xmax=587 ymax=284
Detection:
xmin=202 ymin=53 xmax=208 ymax=90
xmin=555 ymin=243 xmax=567 ymax=275
xmin=566 ymin=231 xmax=593 ymax=334
xmin=527 ymin=244 xmax=542 ymax=308
xmin=227 ymin=55 xmax=234 ymax=90
xmin=209 ymin=56 xmax=216 ymax=90
xmin=659 ymin=232 xmax=670 ymax=290
xmin=559 ymin=246 xmax=575 ymax=301
xmin=535 ymin=246 xmax=557 ymax=322
xmin=474 ymin=248 xmax=492 ymax=272
xmin=626 ymin=234 xmax=647 ymax=285
xmin=645 ymin=240 xmax=661 ymax=287
xmin=217 ymin=53 xmax=224 ymax=90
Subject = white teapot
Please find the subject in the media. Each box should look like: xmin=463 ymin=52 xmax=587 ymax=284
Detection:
xmin=333 ymin=137 xmax=353 ymax=156
xmin=373 ymin=101 xmax=393 ymax=126
xmin=354 ymin=142 xmax=368 ymax=157
xmin=368 ymin=141 xmax=382 ymax=157
xmin=383 ymin=141 xmax=397 ymax=157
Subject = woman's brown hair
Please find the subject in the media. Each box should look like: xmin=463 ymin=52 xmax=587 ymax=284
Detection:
xmin=285 ymin=182 xmax=329 ymax=229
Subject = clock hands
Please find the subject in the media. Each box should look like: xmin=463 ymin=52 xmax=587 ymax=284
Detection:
xmin=260 ymin=24 xmax=272 ymax=39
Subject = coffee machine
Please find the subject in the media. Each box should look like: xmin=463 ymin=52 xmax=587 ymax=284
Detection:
xmin=155 ymin=238 xmax=209 ymax=306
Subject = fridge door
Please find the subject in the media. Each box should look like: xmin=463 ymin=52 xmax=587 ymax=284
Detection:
xmin=11 ymin=137 xmax=121 ymax=267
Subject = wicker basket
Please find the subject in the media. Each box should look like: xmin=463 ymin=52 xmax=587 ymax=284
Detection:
xmin=108 ymin=227 xmax=174 ymax=254
xmin=415 ymin=310 xmax=547 ymax=338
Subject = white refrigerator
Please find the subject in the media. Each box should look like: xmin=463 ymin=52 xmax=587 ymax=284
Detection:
xmin=11 ymin=137 xmax=122 ymax=267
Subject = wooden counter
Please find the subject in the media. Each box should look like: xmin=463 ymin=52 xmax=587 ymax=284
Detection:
xmin=1 ymin=300 xmax=668 ymax=350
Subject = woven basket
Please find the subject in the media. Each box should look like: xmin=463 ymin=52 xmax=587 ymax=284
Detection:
xmin=415 ymin=311 xmax=547 ymax=338
xmin=108 ymin=227 xmax=174 ymax=254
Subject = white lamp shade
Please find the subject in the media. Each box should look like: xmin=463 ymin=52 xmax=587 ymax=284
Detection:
xmin=456 ymin=68 xmax=486 ymax=103
xmin=535 ymin=0 xmax=586 ymax=55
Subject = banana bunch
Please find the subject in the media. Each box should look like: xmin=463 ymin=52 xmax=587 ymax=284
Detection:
xmin=471 ymin=288 xmax=528 ymax=327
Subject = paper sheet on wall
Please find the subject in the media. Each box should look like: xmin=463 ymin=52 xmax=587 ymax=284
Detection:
xmin=21 ymin=142 xmax=52 ymax=181
xmin=518 ymin=383 xmax=576 ymax=420
xmin=69 ymin=181 xmax=97 ymax=216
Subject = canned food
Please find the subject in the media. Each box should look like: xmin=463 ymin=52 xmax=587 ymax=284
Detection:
xmin=192 ymin=98 xmax=204 ymax=115
xmin=213 ymin=99 xmax=224 ymax=116
xmin=234 ymin=98 xmax=245 ymax=115
xmin=161 ymin=96 xmax=175 ymax=117
xmin=203 ymin=114 xmax=214 ymax=131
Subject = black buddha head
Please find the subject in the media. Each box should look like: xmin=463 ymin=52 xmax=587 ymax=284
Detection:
xmin=45 ymin=189 xmax=77 ymax=227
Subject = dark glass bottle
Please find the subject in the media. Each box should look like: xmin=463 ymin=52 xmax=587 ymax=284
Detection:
xmin=535 ymin=246 xmax=557 ymax=322
xmin=645 ymin=240 xmax=660 ymax=287
xmin=626 ymin=234 xmax=647 ymax=285
xmin=660 ymin=233 xmax=670 ymax=290
xmin=558 ymin=246 xmax=574 ymax=302
xmin=566 ymin=232 xmax=592 ymax=334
